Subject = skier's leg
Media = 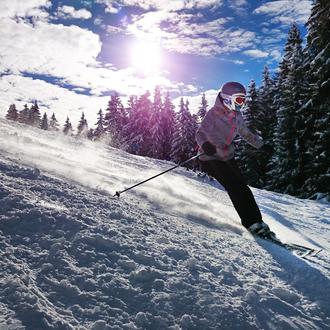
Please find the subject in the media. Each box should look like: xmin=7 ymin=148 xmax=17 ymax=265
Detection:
xmin=201 ymin=159 xmax=262 ymax=228
xmin=225 ymin=159 xmax=263 ymax=227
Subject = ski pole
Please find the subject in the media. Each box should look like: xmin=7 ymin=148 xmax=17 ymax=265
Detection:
xmin=114 ymin=152 xmax=204 ymax=198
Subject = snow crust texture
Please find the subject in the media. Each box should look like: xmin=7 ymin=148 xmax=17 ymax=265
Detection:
xmin=0 ymin=119 xmax=330 ymax=329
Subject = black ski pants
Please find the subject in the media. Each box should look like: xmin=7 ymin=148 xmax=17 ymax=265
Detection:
xmin=200 ymin=159 xmax=262 ymax=229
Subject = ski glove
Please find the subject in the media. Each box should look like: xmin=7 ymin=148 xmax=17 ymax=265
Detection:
xmin=202 ymin=141 xmax=216 ymax=156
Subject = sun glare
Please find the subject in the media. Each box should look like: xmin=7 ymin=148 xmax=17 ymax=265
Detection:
xmin=131 ymin=40 xmax=161 ymax=73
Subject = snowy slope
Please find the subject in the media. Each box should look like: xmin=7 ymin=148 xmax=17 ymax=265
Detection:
xmin=0 ymin=118 xmax=329 ymax=330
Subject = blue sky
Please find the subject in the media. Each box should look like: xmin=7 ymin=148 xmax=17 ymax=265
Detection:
xmin=0 ymin=0 xmax=312 ymax=123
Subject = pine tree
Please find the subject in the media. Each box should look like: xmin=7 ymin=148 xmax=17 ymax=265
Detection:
xmin=87 ymin=128 xmax=95 ymax=141
xmin=105 ymin=92 xmax=126 ymax=148
xmin=40 ymin=112 xmax=49 ymax=130
xmin=124 ymin=96 xmax=140 ymax=154
xmin=269 ymin=24 xmax=305 ymax=194
xmin=5 ymin=104 xmax=18 ymax=121
xmin=259 ymin=66 xmax=276 ymax=144
xmin=184 ymin=100 xmax=198 ymax=159
xmin=170 ymin=111 xmax=182 ymax=163
xmin=161 ymin=92 xmax=176 ymax=160
xmin=258 ymin=66 xmax=277 ymax=187
xmin=171 ymin=98 xmax=197 ymax=164
xmin=124 ymin=91 xmax=153 ymax=156
xmin=286 ymin=28 xmax=309 ymax=194
xmin=63 ymin=116 xmax=73 ymax=135
xmin=49 ymin=113 xmax=59 ymax=131
xmin=77 ymin=112 xmax=88 ymax=136
xmin=150 ymin=86 xmax=164 ymax=159
xmin=94 ymin=109 xmax=106 ymax=141
xmin=239 ymin=80 xmax=264 ymax=187
xmin=28 ymin=100 xmax=41 ymax=127
xmin=301 ymin=0 xmax=330 ymax=199
xmin=18 ymin=104 xmax=29 ymax=124
xmin=197 ymin=93 xmax=208 ymax=123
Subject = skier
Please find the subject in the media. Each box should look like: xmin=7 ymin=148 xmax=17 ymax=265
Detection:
xmin=196 ymin=82 xmax=273 ymax=238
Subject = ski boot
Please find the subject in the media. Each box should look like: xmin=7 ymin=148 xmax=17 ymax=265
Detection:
xmin=248 ymin=222 xmax=277 ymax=240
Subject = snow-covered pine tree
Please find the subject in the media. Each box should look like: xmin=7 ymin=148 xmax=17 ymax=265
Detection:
xmin=94 ymin=109 xmax=106 ymax=141
xmin=105 ymin=93 xmax=126 ymax=148
xmin=268 ymin=24 xmax=305 ymax=194
xmin=18 ymin=104 xmax=29 ymax=124
xmin=170 ymin=108 xmax=182 ymax=163
xmin=49 ymin=113 xmax=59 ymax=131
xmin=124 ymin=96 xmax=139 ymax=153
xmin=170 ymin=98 xmax=197 ymax=164
xmin=301 ymin=0 xmax=330 ymax=199
xmin=238 ymin=80 xmax=264 ymax=187
xmin=150 ymin=86 xmax=163 ymax=159
xmin=126 ymin=95 xmax=138 ymax=120
xmin=161 ymin=92 xmax=176 ymax=160
xmin=259 ymin=66 xmax=277 ymax=143
xmin=87 ymin=128 xmax=95 ymax=141
xmin=77 ymin=112 xmax=88 ymax=136
xmin=197 ymin=93 xmax=208 ymax=123
xmin=124 ymin=91 xmax=153 ymax=156
xmin=40 ymin=112 xmax=49 ymax=130
xmin=257 ymin=66 xmax=277 ymax=187
xmin=63 ymin=116 xmax=73 ymax=135
xmin=5 ymin=104 xmax=18 ymax=121
xmin=28 ymin=101 xmax=41 ymax=127
xmin=184 ymin=100 xmax=198 ymax=159
xmin=285 ymin=28 xmax=309 ymax=195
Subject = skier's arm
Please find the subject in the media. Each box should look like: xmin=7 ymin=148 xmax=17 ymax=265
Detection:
xmin=195 ymin=112 xmax=211 ymax=147
xmin=196 ymin=127 xmax=208 ymax=147
xmin=238 ymin=117 xmax=264 ymax=149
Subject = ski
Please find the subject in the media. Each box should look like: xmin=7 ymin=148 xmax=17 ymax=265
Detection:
xmin=255 ymin=234 xmax=322 ymax=259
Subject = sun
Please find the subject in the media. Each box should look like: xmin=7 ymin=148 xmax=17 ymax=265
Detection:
xmin=131 ymin=40 xmax=161 ymax=73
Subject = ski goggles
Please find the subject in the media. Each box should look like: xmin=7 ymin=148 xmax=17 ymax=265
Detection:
xmin=221 ymin=93 xmax=246 ymax=111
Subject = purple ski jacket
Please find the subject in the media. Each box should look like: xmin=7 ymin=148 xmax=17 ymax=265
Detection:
xmin=196 ymin=96 xmax=264 ymax=161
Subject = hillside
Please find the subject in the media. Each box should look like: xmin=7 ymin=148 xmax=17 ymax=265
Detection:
xmin=0 ymin=118 xmax=329 ymax=329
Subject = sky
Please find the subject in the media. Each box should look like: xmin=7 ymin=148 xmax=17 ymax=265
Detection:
xmin=0 ymin=0 xmax=312 ymax=124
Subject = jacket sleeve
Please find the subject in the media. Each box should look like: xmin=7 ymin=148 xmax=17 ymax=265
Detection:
xmin=195 ymin=112 xmax=211 ymax=147
xmin=238 ymin=116 xmax=264 ymax=149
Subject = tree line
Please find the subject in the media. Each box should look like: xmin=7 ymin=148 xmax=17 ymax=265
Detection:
xmin=4 ymin=0 xmax=329 ymax=200
xmin=236 ymin=0 xmax=329 ymax=200
xmin=5 ymin=89 xmax=208 ymax=163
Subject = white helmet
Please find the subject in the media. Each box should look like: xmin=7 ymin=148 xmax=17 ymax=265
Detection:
xmin=220 ymin=81 xmax=246 ymax=112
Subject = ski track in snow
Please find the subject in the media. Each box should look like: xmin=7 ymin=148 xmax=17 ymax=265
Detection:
xmin=0 ymin=118 xmax=330 ymax=330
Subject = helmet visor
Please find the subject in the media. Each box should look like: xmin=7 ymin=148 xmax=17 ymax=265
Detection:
xmin=221 ymin=92 xmax=246 ymax=111
xmin=232 ymin=94 xmax=246 ymax=106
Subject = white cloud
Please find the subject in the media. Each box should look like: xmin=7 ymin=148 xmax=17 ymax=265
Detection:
xmin=0 ymin=16 xmax=178 ymax=96
xmin=0 ymin=0 xmax=51 ymax=20
xmin=0 ymin=18 xmax=101 ymax=76
xmin=254 ymin=0 xmax=312 ymax=25
xmin=228 ymin=0 xmax=248 ymax=16
xmin=232 ymin=60 xmax=245 ymax=65
xmin=96 ymin=0 xmax=223 ymax=12
xmin=243 ymin=49 xmax=269 ymax=58
xmin=95 ymin=0 xmax=119 ymax=13
xmin=106 ymin=25 xmax=124 ymax=34
xmin=127 ymin=11 xmax=255 ymax=56
xmin=269 ymin=49 xmax=282 ymax=61
xmin=94 ymin=17 xmax=103 ymax=26
xmin=173 ymin=89 xmax=218 ymax=114
xmin=56 ymin=5 xmax=92 ymax=20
